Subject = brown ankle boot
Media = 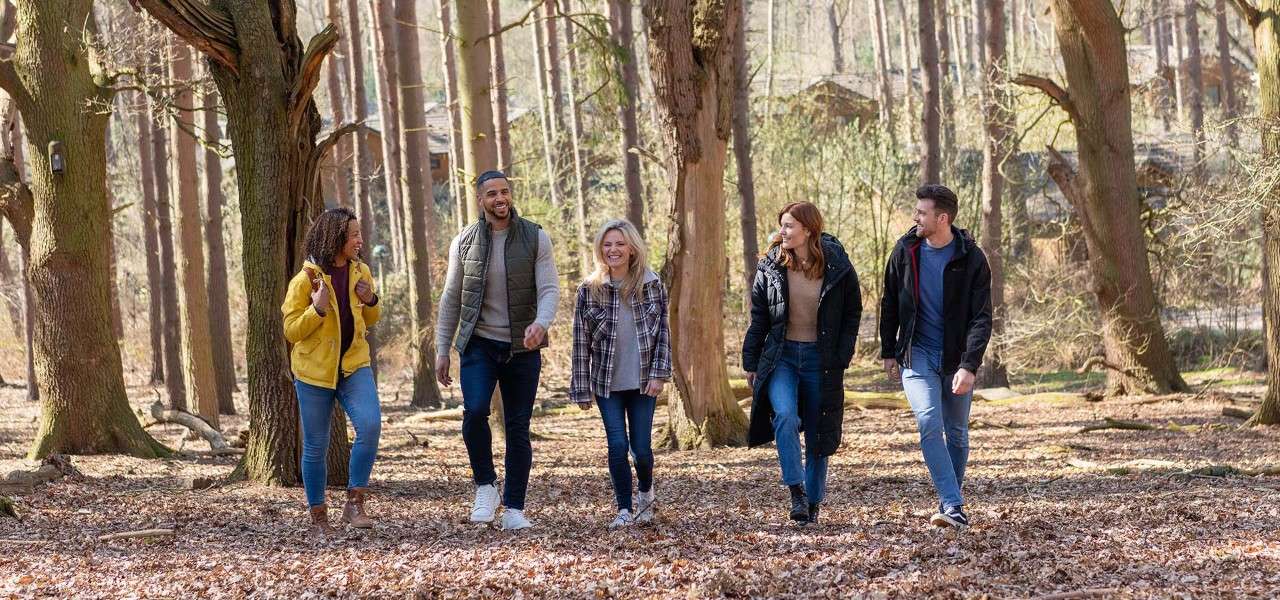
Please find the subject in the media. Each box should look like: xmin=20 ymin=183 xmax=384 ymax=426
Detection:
xmin=308 ymin=505 xmax=335 ymax=538
xmin=342 ymin=488 xmax=374 ymax=529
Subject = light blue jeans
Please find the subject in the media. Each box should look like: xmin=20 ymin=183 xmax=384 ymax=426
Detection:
xmin=767 ymin=340 xmax=829 ymax=503
xmin=295 ymin=367 xmax=382 ymax=507
xmin=901 ymin=345 xmax=972 ymax=509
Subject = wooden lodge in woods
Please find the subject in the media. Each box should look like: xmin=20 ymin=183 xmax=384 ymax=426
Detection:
xmin=1128 ymin=44 xmax=1253 ymax=113
xmin=319 ymin=105 xmax=453 ymax=203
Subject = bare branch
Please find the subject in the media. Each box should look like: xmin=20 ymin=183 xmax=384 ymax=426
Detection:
xmin=129 ymin=0 xmax=239 ymax=73
xmin=1229 ymin=0 xmax=1263 ymax=29
xmin=1012 ymin=73 xmax=1077 ymax=122
xmin=0 ymin=42 xmax=20 ymax=99
xmin=314 ymin=122 xmax=366 ymax=163
xmin=288 ymin=24 xmax=339 ymax=137
xmin=0 ymin=154 xmax=32 ymax=249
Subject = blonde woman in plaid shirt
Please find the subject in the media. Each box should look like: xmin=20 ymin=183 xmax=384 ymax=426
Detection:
xmin=571 ymin=219 xmax=671 ymax=529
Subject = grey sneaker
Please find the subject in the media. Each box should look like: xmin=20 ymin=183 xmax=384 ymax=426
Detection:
xmin=635 ymin=489 xmax=656 ymax=524
xmin=608 ymin=509 xmax=634 ymax=529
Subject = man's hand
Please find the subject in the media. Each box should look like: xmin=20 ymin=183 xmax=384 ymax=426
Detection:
xmin=435 ymin=354 xmax=452 ymax=386
xmin=523 ymin=323 xmax=547 ymax=350
xmin=746 ymin=372 xmax=756 ymax=388
xmin=883 ymin=358 xmax=899 ymax=380
xmin=645 ymin=378 xmax=667 ymax=398
xmin=310 ymin=277 xmax=330 ymax=315
xmin=952 ymin=368 xmax=975 ymax=396
xmin=577 ymin=401 xmax=593 ymax=411
xmin=354 ymin=279 xmax=375 ymax=304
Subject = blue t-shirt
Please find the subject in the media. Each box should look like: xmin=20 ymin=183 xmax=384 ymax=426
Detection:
xmin=913 ymin=237 xmax=956 ymax=352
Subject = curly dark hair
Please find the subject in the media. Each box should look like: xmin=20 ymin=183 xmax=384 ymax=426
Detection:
xmin=304 ymin=207 xmax=359 ymax=268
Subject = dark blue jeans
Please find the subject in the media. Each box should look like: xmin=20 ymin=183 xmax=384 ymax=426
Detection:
xmin=294 ymin=367 xmax=382 ymax=507
xmin=766 ymin=340 xmax=829 ymax=503
xmin=460 ymin=336 xmax=542 ymax=510
xmin=597 ymin=390 xmax=656 ymax=511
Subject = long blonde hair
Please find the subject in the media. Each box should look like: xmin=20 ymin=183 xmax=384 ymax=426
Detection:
xmin=586 ymin=219 xmax=648 ymax=303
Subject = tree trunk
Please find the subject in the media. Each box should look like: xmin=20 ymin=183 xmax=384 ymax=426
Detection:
xmin=1153 ymin=11 xmax=1172 ymax=131
xmin=607 ymin=0 xmax=645 ymax=235
xmin=456 ymin=1 xmax=499 ymax=205
xmin=766 ymin=0 xmax=776 ymax=103
xmin=1215 ymin=0 xmax=1238 ymax=143
xmin=370 ymin=0 xmax=407 ymax=271
xmin=918 ymin=0 xmax=942 ymax=183
xmin=136 ymin=98 xmax=165 ymax=385
xmin=541 ymin=0 xmax=565 ymax=140
xmin=489 ymin=0 xmax=513 ymax=170
xmin=1026 ymin=0 xmax=1189 ymax=395
xmin=562 ymin=0 xmax=590 ymax=277
xmin=203 ymin=81 xmax=238 ymax=414
xmin=733 ymin=0 xmax=760 ymax=308
xmin=0 ymin=0 xmax=167 ymax=458
xmin=439 ymin=0 xmax=468 ymax=226
xmin=394 ymin=0 xmax=444 ymax=409
xmin=934 ymin=0 xmax=954 ymax=160
xmin=1174 ymin=9 xmax=1187 ymax=123
xmin=530 ymin=2 xmax=561 ymax=214
xmin=972 ymin=0 xmax=986 ymax=68
xmin=898 ymin=0 xmax=918 ymax=144
xmin=324 ymin=0 xmax=352 ymax=209
xmin=343 ymin=0 xmax=380 ymax=381
xmin=1231 ymin=0 xmax=1280 ymax=425
xmin=642 ymin=0 xmax=749 ymax=449
xmin=978 ymin=0 xmax=1009 ymax=388
xmin=830 ymin=1 xmax=845 ymax=73
xmin=169 ymin=41 xmax=219 ymax=428
xmin=872 ymin=0 xmax=897 ymax=143
xmin=1184 ymin=0 xmax=1205 ymax=164
xmin=150 ymin=83 xmax=186 ymax=411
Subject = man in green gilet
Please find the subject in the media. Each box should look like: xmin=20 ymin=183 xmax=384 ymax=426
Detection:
xmin=435 ymin=170 xmax=561 ymax=530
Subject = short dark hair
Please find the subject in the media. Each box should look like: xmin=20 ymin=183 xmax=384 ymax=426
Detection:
xmin=475 ymin=170 xmax=508 ymax=191
xmin=916 ymin=184 xmax=959 ymax=223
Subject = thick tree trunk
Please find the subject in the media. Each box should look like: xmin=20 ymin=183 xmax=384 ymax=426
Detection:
xmin=395 ymin=0 xmax=444 ymax=409
xmin=732 ymin=0 xmax=759 ymax=308
xmin=918 ymin=0 xmax=942 ymax=183
xmin=439 ymin=0 xmax=468 ymax=226
xmin=1029 ymin=0 xmax=1188 ymax=395
xmin=897 ymin=0 xmax=918 ymax=144
xmin=1216 ymin=0 xmax=1238 ymax=143
xmin=489 ymin=0 xmax=513 ymax=170
xmin=0 ymin=0 xmax=167 ymax=458
xmin=343 ymin=0 xmax=379 ymax=381
xmin=607 ymin=0 xmax=645 ymax=235
xmin=562 ymin=0 xmax=590 ymax=277
xmin=978 ymin=0 xmax=1009 ymax=388
xmin=150 ymin=86 xmax=186 ymax=411
xmin=935 ymin=0 xmax=954 ymax=159
xmin=1231 ymin=0 xmax=1280 ymax=425
xmin=203 ymin=83 xmax=238 ymax=414
xmin=643 ymin=0 xmax=749 ymax=449
xmin=169 ymin=41 xmax=219 ymax=428
xmin=871 ymin=0 xmax=897 ymax=142
xmin=830 ymin=1 xmax=845 ymax=73
xmin=1184 ymin=0 xmax=1205 ymax=164
xmin=324 ymin=0 xmax=352 ymax=209
xmin=370 ymin=0 xmax=407 ymax=270
xmin=136 ymin=98 xmax=165 ymax=385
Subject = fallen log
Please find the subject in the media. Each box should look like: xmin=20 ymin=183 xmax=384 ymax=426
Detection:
xmin=96 ymin=528 xmax=176 ymax=542
xmin=1078 ymin=417 xmax=1156 ymax=433
xmin=1222 ymin=407 xmax=1254 ymax=420
xmin=149 ymin=401 xmax=229 ymax=451
xmin=1032 ymin=588 xmax=1120 ymax=600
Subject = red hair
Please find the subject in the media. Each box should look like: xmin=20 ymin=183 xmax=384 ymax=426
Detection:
xmin=768 ymin=202 xmax=825 ymax=279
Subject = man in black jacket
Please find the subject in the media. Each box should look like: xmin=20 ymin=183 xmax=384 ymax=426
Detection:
xmin=879 ymin=184 xmax=992 ymax=529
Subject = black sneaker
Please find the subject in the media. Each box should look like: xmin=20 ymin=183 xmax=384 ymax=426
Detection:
xmin=806 ymin=503 xmax=820 ymax=524
xmin=789 ymin=486 xmax=809 ymax=522
xmin=930 ymin=505 xmax=969 ymax=528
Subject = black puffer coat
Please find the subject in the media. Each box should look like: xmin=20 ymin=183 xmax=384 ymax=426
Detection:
xmin=742 ymin=234 xmax=862 ymax=456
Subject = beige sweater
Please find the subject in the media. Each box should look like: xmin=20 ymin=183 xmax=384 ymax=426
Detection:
xmin=785 ymin=268 xmax=821 ymax=342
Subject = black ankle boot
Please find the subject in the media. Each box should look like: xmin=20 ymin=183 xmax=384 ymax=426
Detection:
xmin=807 ymin=503 xmax=819 ymax=524
xmin=788 ymin=484 xmax=809 ymax=522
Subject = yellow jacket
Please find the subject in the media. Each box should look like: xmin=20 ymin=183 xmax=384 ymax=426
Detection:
xmin=281 ymin=259 xmax=382 ymax=389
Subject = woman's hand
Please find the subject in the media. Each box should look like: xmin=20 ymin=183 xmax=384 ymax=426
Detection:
xmin=354 ymin=278 xmax=375 ymax=304
xmin=644 ymin=378 xmax=667 ymax=398
xmin=310 ymin=276 xmax=330 ymax=315
xmin=746 ymin=372 xmax=756 ymax=387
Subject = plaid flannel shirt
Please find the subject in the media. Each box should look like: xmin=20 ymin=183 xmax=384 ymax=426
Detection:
xmin=570 ymin=275 xmax=672 ymax=404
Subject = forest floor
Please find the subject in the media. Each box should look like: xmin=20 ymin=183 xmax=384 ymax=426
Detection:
xmin=1 ymin=365 xmax=1278 ymax=599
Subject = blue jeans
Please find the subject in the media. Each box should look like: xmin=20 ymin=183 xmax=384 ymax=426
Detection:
xmin=295 ymin=367 xmax=382 ymax=507
xmin=901 ymin=345 xmax=972 ymax=508
xmin=597 ymin=390 xmax=656 ymax=511
xmin=766 ymin=340 xmax=829 ymax=503
xmin=460 ymin=336 xmax=541 ymax=510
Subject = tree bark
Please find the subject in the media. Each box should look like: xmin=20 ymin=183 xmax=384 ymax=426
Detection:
xmin=541 ymin=0 xmax=565 ymax=140
xmin=136 ymin=95 xmax=165 ymax=386
xmin=918 ymin=0 xmax=942 ymax=183
xmin=1174 ymin=8 xmax=1187 ymax=123
xmin=439 ymin=0 xmax=468 ymax=226
xmin=1153 ymin=10 xmax=1172 ymax=131
xmin=642 ymin=0 xmax=749 ymax=449
xmin=562 ymin=0 xmax=590 ymax=277
xmin=149 ymin=77 xmax=186 ymax=411
xmin=456 ymin=1 xmax=499 ymax=204
xmin=394 ymin=0 xmax=444 ymax=409
xmin=1019 ymin=0 xmax=1188 ymax=395
xmin=871 ymin=0 xmax=897 ymax=143
xmin=168 ymin=41 xmax=219 ymax=428
xmin=1184 ymin=0 xmax=1205 ymax=164
xmin=978 ymin=0 xmax=1009 ymax=387
xmin=203 ymin=81 xmax=238 ymax=414
xmin=370 ymin=0 xmax=407 ymax=270
xmin=530 ymin=2 xmax=561 ymax=214
xmin=607 ymin=0 xmax=645 ymax=235
xmin=935 ymin=0 xmax=954 ymax=160
xmin=343 ymin=0 xmax=379 ymax=381
xmin=489 ymin=0 xmax=513 ymax=170
xmin=1228 ymin=0 xmax=1280 ymax=425
xmin=324 ymin=0 xmax=352 ymax=209
xmin=732 ymin=0 xmax=759 ymax=308
xmin=897 ymin=0 xmax=918 ymax=144
xmin=1216 ymin=0 xmax=1238 ymax=143
xmin=830 ymin=1 xmax=845 ymax=73
xmin=0 ymin=0 xmax=167 ymax=458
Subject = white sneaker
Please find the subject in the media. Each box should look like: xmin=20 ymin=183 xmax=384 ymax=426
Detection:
xmin=470 ymin=484 xmax=499 ymax=523
xmin=501 ymin=508 xmax=533 ymax=530
xmin=608 ymin=509 xmax=634 ymax=529
xmin=635 ymin=489 xmax=656 ymax=524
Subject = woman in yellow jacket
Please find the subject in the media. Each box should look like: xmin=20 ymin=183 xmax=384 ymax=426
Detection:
xmin=282 ymin=207 xmax=383 ymax=537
